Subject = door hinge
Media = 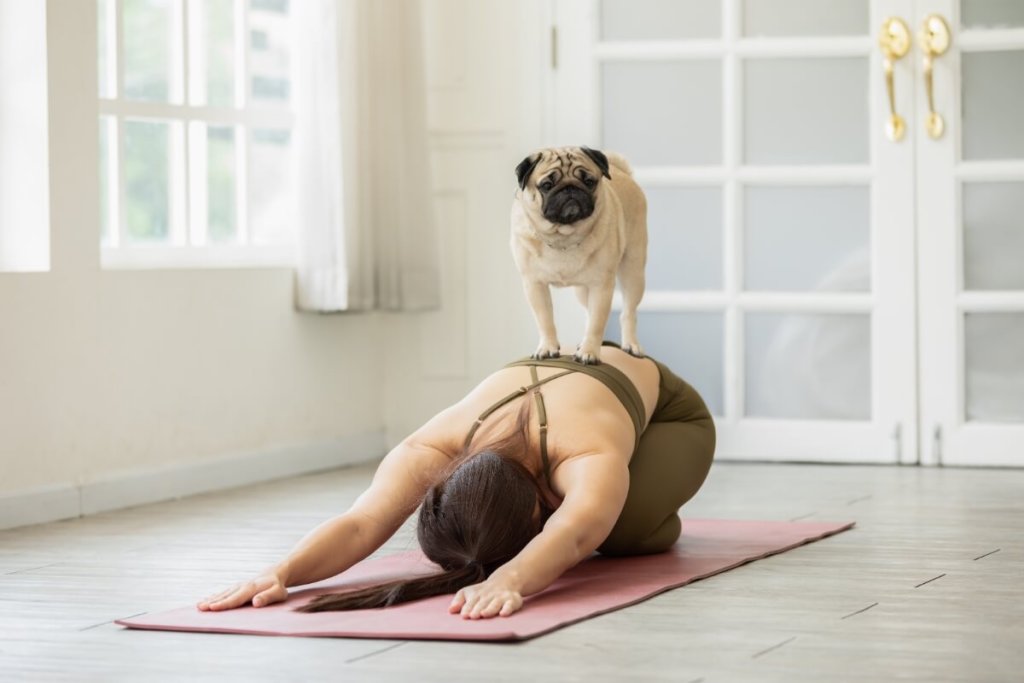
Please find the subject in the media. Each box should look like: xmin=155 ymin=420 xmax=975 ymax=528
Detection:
xmin=932 ymin=424 xmax=943 ymax=467
xmin=891 ymin=423 xmax=902 ymax=463
xmin=551 ymin=26 xmax=558 ymax=69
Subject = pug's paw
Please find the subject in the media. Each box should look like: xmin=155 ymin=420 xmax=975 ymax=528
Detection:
xmin=532 ymin=340 xmax=561 ymax=360
xmin=573 ymin=341 xmax=602 ymax=365
xmin=621 ymin=340 xmax=645 ymax=358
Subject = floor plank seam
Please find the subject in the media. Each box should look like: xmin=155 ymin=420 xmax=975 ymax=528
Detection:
xmin=788 ymin=512 xmax=816 ymax=521
xmin=344 ymin=642 xmax=407 ymax=664
xmin=914 ymin=573 xmax=946 ymax=588
xmin=78 ymin=612 xmax=146 ymax=631
xmin=3 ymin=563 xmax=60 ymax=575
xmin=972 ymin=549 xmax=1000 ymax=561
xmin=845 ymin=495 xmax=873 ymax=506
xmin=840 ymin=602 xmax=879 ymax=620
xmin=751 ymin=636 xmax=796 ymax=659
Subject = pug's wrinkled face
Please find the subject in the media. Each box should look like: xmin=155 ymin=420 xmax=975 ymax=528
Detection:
xmin=515 ymin=147 xmax=612 ymax=226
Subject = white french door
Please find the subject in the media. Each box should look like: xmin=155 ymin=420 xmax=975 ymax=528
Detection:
xmin=547 ymin=0 xmax=918 ymax=464
xmin=917 ymin=0 xmax=1024 ymax=465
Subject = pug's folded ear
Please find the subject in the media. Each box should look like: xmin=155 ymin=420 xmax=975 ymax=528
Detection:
xmin=581 ymin=147 xmax=611 ymax=179
xmin=515 ymin=153 xmax=543 ymax=190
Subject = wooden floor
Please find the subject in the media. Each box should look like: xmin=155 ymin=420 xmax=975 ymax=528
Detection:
xmin=1 ymin=461 xmax=1021 ymax=682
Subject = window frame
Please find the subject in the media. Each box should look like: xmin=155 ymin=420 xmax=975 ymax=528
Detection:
xmin=98 ymin=0 xmax=296 ymax=270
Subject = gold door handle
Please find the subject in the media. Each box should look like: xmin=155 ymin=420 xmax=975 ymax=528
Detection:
xmin=919 ymin=14 xmax=952 ymax=139
xmin=878 ymin=17 xmax=911 ymax=142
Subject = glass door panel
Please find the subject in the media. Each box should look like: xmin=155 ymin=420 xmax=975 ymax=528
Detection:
xmin=645 ymin=187 xmax=723 ymax=291
xmin=741 ymin=0 xmax=869 ymax=37
xmin=965 ymin=313 xmax=1024 ymax=423
xmin=744 ymin=313 xmax=872 ymax=420
xmin=962 ymin=182 xmax=1024 ymax=290
xmin=961 ymin=50 xmax=1024 ymax=159
xmin=601 ymin=61 xmax=723 ymax=166
xmin=960 ymin=0 xmax=1024 ymax=29
xmin=601 ymin=0 xmax=721 ymax=41
xmin=743 ymin=58 xmax=869 ymax=165
xmin=743 ymin=185 xmax=871 ymax=292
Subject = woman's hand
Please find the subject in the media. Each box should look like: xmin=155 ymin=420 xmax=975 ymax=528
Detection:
xmin=197 ymin=571 xmax=288 ymax=611
xmin=448 ymin=575 xmax=524 ymax=619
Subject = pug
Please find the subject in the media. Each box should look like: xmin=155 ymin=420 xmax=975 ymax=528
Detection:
xmin=511 ymin=146 xmax=647 ymax=364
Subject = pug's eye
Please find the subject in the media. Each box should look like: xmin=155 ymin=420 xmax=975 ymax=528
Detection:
xmin=582 ymin=176 xmax=597 ymax=189
xmin=538 ymin=179 xmax=554 ymax=192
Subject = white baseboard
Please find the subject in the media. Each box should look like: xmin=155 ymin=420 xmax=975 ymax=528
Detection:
xmin=0 ymin=430 xmax=386 ymax=531
xmin=0 ymin=484 xmax=81 ymax=532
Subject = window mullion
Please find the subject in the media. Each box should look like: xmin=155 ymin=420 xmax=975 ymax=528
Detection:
xmin=103 ymin=117 xmax=121 ymax=248
xmin=174 ymin=0 xmax=187 ymax=104
xmin=113 ymin=0 xmax=126 ymax=247
xmin=186 ymin=0 xmax=203 ymax=106
xmin=236 ymin=0 xmax=251 ymax=246
xmin=188 ymin=122 xmax=207 ymax=246
xmin=234 ymin=0 xmax=247 ymax=109
xmin=113 ymin=0 xmax=123 ymax=98
xmin=172 ymin=0 xmax=188 ymax=246
xmin=171 ymin=122 xmax=188 ymax=246
xmin=116 ymin=116 xmax=128 ymax=248
xmin=236 ymin=124 xmax=249 ymax=246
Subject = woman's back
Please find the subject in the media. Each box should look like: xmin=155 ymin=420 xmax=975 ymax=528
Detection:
xmin=442 ymin=345 xmax=662 ymax=499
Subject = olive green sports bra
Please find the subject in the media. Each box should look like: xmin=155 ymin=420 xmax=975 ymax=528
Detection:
xmin=463 ymin=350 xmax=647 ymax=485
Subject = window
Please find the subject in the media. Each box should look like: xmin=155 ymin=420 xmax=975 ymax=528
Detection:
xmin=97 ymin=0 xmax=295 ymax=268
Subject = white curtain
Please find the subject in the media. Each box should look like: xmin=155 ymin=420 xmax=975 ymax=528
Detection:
xmin=292 ymin=0 xmax=440 ymax=312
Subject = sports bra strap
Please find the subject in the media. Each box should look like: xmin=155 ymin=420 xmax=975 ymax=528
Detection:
xmin=463 ymin=366 xmax=573 ymax=483
xmin=529 ymin=365 xmax=553 ymax=486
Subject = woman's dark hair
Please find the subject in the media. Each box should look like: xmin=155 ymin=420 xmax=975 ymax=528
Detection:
xmin=298 ymin=400 xmax=549 ymax=612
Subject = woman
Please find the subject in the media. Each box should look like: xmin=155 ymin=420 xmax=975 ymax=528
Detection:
xmin=197 ymin=342 xmax=715 ymax=619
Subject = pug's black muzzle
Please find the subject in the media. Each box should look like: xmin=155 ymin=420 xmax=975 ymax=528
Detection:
xmin=542 ymin=186 xmax=595 ymax=225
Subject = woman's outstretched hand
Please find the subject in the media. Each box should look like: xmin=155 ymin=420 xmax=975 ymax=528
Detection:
xmin=197 ymin=571 xmax=288 ymax=611
xmin=448 ymin=576 xmax=524 ymax=619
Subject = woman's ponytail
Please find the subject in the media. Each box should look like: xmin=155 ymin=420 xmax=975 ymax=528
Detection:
xmin=297 ymin=562 xmax=486 ymax=612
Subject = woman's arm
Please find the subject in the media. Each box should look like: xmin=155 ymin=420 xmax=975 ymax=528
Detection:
xmin=449 ymin=452 xmax=629 ymax=618
xmin=273 ymin=443 xmax=447 ymax=586
xmin=198 ymin=417 xmax=462 ymax=611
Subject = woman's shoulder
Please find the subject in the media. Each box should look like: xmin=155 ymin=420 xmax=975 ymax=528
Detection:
xmin=404 ymin=368 xmax=529 ymax=456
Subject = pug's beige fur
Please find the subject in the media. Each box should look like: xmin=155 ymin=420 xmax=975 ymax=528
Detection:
xmin=511 ymin=147 xmax=648 ymax=364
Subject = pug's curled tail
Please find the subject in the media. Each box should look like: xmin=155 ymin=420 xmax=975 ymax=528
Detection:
xmin=605 ymin=152 xmax=634 ymax=177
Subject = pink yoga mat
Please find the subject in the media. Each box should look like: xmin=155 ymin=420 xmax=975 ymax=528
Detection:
xmin=118 ymin=519 xmax=853 ymax=641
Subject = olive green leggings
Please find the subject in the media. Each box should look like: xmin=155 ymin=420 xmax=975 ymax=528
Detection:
xmin=596 ymin=359 xmax=717 ymax=556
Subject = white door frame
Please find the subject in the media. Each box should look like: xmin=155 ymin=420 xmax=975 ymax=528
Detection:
xmin=545 ymin=0 xmax=919 ymax=464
